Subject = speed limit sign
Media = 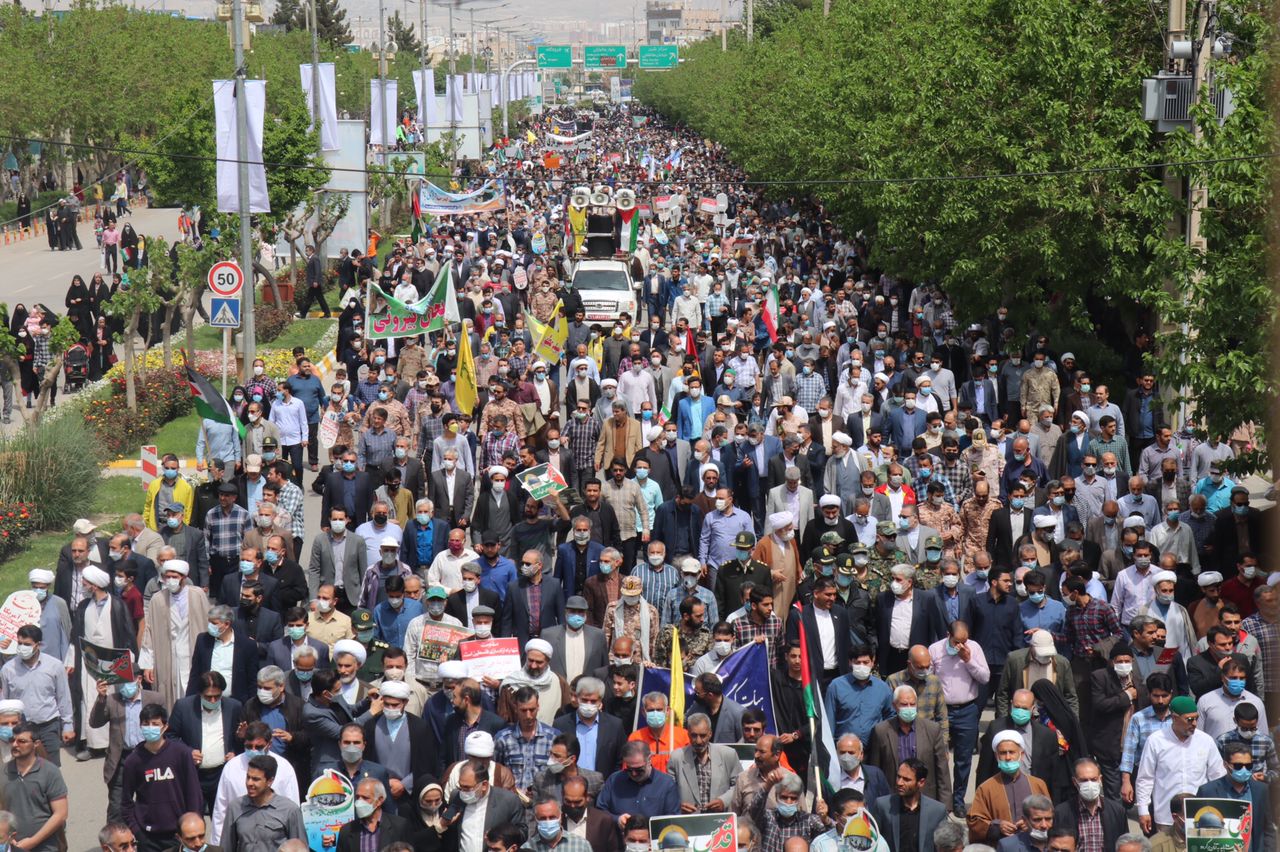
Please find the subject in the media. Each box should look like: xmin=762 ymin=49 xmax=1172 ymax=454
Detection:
xmin=207 ymin=261 xmax=244 ymax=297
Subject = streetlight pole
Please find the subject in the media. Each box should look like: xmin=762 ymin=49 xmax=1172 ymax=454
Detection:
xmin=378 ymin=0 xmax=390 ymax=152
xmin=308 ymin=0 xmax=325 ymax=262
xmin=747 ymin=0 xmax=753 ymax=43
xmin=720 ymin=0 xmax=727 ymax=50
xmin=232 ymin=0 xmax=256 ymax=382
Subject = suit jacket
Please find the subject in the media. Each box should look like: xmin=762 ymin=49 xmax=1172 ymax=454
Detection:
xmin=1089 ymin=666 xmax=1148 ymax=762
xmin=444 ymin=586 xmax=501 ymax=627
xmin=220 ymin=572 xmax=280 ymax=614
xmin=553 ymin=540 xmax=604 ymax=599
xmin=265 ymin=636 xmax=330 ymax=671
xmin=1196 ymin=777 xmax=1272 ymax=852
xmin=894 ymin=524 xmax=941 ymax=564
xmin=985 ymin=506 xmax=1034 ymax=568
xmin=578 ymin=805 xmax=621 ymax=852
xmin=889 ymin=408 xmax=928 ymax=454
xmin=668 ymin=743 xmax=741 ymax=804
xmin=930 ymin=584 xmax=977 ymax=629
xmin=440 ymin=709 xmax=507 ymax=767
xmin=234 ymin=605 xmax=283 ymax=655
xmin=310 ymin=532 xmax=369 ymax=608
xmin=553 ymin=709 xmax=628 ymax=775
xmin=336 ymin=812 xmax=416 ymax=852
xmin=443 ymin=786 xmax=526 ymax=842
xmin=994 ymin=649 xmax=1078 ymax=719
xmin=869 ymin=793 xmax=948 ymax=852
xmin=766 ymin=485 xmax=815 ymax=540
xmin=320 ymin=470 xmax=374 ymax=528
xmin=874 ymin=592 xmax=945 ymax=672
xmin=764 ymin=450 xmax=810 ymax=494
xmin=362 ymin=710 xmax=441 ymax=797
xmin=960 ymin=379 xmax=1000 ymax=424
xmin=428 ymin=468 xmax=474 ymax=529
xmin=867 ymin=717 xmax=952 ymax=805
xmin=88 ymin=688 xmax=164 ymax=783
xmin=167 ymin=694 xmax=244 ymax=755
xmin=400 ymin=517 xmax=449 ymax=573
xmin=501 ymin=576 xmax=565 ymax=645
xmin=1210 ymin=507 xmax=1266 ymax=576
xmin=186 ymin=624 xmax=260 ymax=703
xmin=243 ymin=692 xmax=311 ymax=777
xmin=652 ymin=500 xmax=704 ymax=561
xmin=540 ymin=623 xmax=608 ymax=681
xmin=786 ymin=604 xmax=853 ymax=677
xmin=1052 ymin=798 xmax=1129 ymax=852
xmin=595 ymin=417 xmax=644 ymax=469
xmin=842 ymin=411 xmax=884 ymax=452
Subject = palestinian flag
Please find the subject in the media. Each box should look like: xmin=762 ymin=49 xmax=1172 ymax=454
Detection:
xmin=186 ymin=365 xmax=245 ymax=439
xmin=761 ymin=283 xmax=780 ymax=342
xmin=795 ymin=601 xmax=840 ymax=795
xmin=618 ymin=207 xmax=639 ymax=253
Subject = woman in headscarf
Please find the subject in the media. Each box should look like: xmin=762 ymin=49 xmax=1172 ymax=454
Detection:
xmin=89 ymin=316 xmax=114 ymax=381
xmin=12 ymin=307 xmax=35 ymax=408
xmin=1030 ymin=678 xmax=1088 ymax=802
xmin=119 ymin=222 xmax=139 ymax=269
xmin=406 ymin=783 xmax=445 ymax=852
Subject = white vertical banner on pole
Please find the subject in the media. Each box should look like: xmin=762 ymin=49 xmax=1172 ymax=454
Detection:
xmin=447 ymin=75 xmax=464 ymax=122
xmin=214 ymin=79 xmax=270 ymax=213
xmin=412 ymin=69 xmax=438 ymax=126
xmin=507 ymin=74 xmax=517 ymax=101
xmin=369 ymin=79 xmax=399 ymax=146
xmin=300 ymin=62 xmax=340 ymax=151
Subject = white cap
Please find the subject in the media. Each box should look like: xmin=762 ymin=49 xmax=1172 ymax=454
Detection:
xmin=1033 ymin=515 xmax=1056 ymax=529
xmin=601 ymin=378 xmax=618 ymax=388
xmin=1197 ymin=571 xmax=1224 ymax=587
xmin=992 ymin=730 xmax=1026 ymax=752
xmin=819 ymin=495 xmax=841 ymax=508
xmin=1152 ymin=570 xmax=1177 ymax=585
xmin=438 ymin=660 xmax=468 ymax=679
xmin=165 ymin=559 xmax=191 ymax=577
xmin=27 ymin=569 xmax=53 ymax=585
xmin=465 ymin=730 xmax=495 ymax=758
xmin=379 ymin=680 xmax=411 ymax=700
xmin=333 ymin=639 xmax=368 ymax=665
xmin=1061 ymin=352 xmax=1076 ymax=361
xmin=526 ymin=638 xmax=553 ymax=659
xmin=73 ymin=519 xmax=96 ymax=535
xmin=700 ymin=464 xmax=719 ymax=480
xmin=1029 ymin=629 xmax=1056 ymax=657
xmin=644 ymin=425 xmax=664 ymax=443
xmin=914 ymin=375 xmax=931 ymax=387
xmin=767 ymin=511 xmax=793 ymax=533
xmin=1122 ymin=516 xmax=1145 ymax=530
xmin=82 ymin=565 xmax=111 ymax=589
xmin=488 ymin=466 xmax=508 ymax=479
xmin=1071 ymin=411 xmax=1090 ymax=428
xmin=0 ymin=699 xmax=23 ymax=716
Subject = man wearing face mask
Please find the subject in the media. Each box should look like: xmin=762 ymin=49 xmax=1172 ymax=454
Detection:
xmin=1194 ymin=743 xmax=1273 ymax=852
xmin=119 ymin=703 xmax=204 ymax=852
xmin=334 ymin=777 xmax=415 ymax=852
xmin=1197 ymin=657 xmax=1267 ymax=740
xmin=208 ymin=720 xmax=302 ymax=845
xmin=1088 ymin=645 xmax=1148 ymax=800
xmin=373 ymin=575 xmax=422 ymax=649
xmin=1052 ymin=757 xmax=1128 ymax=851
xmin=360 ymin=678 xmax=437 ymax=811
xmin=159 ymin=503 xmax=211 ymax=592
xmin=90 ymin=666 xmax=162 ymax=821
xmin=139 ymin=559 xmax=211 ymax=709
xmin=144 ymin=454 xmax=196 ymax=532
xmin=597 ymin=740 xmax=681 ymax=829
xmin=447 ymin=760 xmax=526 ymax=852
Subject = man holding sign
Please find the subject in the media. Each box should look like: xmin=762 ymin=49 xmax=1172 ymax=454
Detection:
xmin=71 ymin=564 xmax=135 ymax=761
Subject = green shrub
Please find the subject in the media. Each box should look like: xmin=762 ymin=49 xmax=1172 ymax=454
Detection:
xmin=84 ymin=368 xmax=193 ymax=458
xmin=0 ymin=420 xmax=102 ymax=530
xmin=257 ymin=304 xmax=294 ymax=344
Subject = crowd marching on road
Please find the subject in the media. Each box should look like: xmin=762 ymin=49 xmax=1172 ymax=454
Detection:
xmin=2 ymin=106 xmax=1277 ymax=852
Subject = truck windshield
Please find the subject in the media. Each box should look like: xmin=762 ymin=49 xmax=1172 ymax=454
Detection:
xmin=572 ymin=269 xmax=632 ymax=291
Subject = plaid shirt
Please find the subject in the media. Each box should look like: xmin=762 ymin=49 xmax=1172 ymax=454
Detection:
xmin=493 ymin=721 xmax=557 ymax=790
xmin=793 ymin=372 xmax=828 ymax=413
xmin=1216 ymin=729 xmax=1280 ymax=781
xmin=481 ymin=430 xmax=520 ymax=470
xmin=1241 ymin=613 xmax=1277 ymax=690
xmin=1066 ymin=595 xmax=1122 ymax=658
xmin=277 ymin=481 xmax=305 ymax=541
xmin=416 ymin=412 xmax=445 ymax=455
xmin=754 ymin=802 xmax=826 ymax=852
xmin=885 ymin=671 xmax=950 ymax=741
xmin=734 ymin=613 xmax=783 ymax=660
xmin=204 ymin=504 xmax=251 ymax=559
xmin=903 ymin=452 xmax=942 ymax=482
xmin=357 ymin=426 xmax=398 ymax=470
xmin=564 ymin=417 xmax=601 ymax=471
xmin=938 ymin=460 xmax=973 ymax=505
xmin=705 ymin=292 xmax=728 ymax=326
xmin=1119 ymin=706 xmax=1173 ymax=773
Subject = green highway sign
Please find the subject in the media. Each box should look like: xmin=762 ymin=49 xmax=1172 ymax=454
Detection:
xmin=585 ymin=45 xmax=627 ymax=69
xmin=638 ymin=44 xmax=678 ymax=69
xmin=537 ymin=45 xmax=572 ymax=69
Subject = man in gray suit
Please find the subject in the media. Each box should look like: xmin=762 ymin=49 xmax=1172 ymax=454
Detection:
xmin=866 ymin=684 xmax=952 ymax=808
xmin=894 ymin=505 xmax=941 ymax=564
xmin=869 ymin=757 xmax=950 ymax=852
xmin=667 ymin=713 xmax=741 ymax=812
xmin=540 ymin=596 xmax=608 ymax=683
xmin=428 ymin=448 xmax=474 ymax=529
xmin=308 ymin=507 xmax=369 ymax=609
xmin=765 ymin=469 xmax=815 ymax=542
xmin=691 ymin=672 xmax=745 ymax=743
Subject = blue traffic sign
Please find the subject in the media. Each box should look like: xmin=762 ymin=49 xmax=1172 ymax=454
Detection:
xmin=210 ymin=297 xmax=241 ymax=328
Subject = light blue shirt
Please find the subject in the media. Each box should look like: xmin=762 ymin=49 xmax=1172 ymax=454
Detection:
xmin=268 ymin=396 xmax=309 ymax=445
xmin=245 ymin=476 xmax=265 ymax=519
xmin=1019 ymin=598 xmax=1068 ymax=649
xmin=123 ymin=693 xmax=143 ymax=748
xmin=698 ymin=506 xmax=754 ymax=570
xmin=210 ymin=636 xmax=235 ymax=691
xmin=636 ymin=478 xmax=663 ymax=534
xmin=196 ymin=418 xmax=243 ymax=466
xmin=575 ymin=716 xmax=600 ymax=772
xmin=824 ymin=674 xmax=894 ymax=746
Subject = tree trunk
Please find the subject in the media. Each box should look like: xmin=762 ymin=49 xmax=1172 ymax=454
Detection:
xmin=30 ymin=355 xmax=62 ymax=426
xmin=160 ymin=300 xmax=178 ymax=370
xmin=125 ymin=308 xmax=140 ymax=411
xmin=183 ymin=288 xmax=198 ymax=357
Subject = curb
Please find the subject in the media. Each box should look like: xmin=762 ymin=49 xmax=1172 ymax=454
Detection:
xmin=107 ymin=458 xmax=198 ymax=470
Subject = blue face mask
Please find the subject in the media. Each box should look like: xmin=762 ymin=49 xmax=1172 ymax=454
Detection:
xmin=635 ymin=468 xmax=649 ymax=480
xmin=1231 ymin=767 xmax=1253 ymax=784
xmin=262 ymin=452 xmax=277 ymax=462
xmin=207 ymin=624 xmax=222 ymax=639
xmin=252 ymin=393 xmax=263 ymax=403
xmin=925 ymin=549 xmax=942 ymax=562
xmin=997 ymin=759 xmax=1022 ymax=776
xmin=0 ymin=726 xmax=13 ymax=741
xmin=975 ymin=569 xmax=988 ymax=580
xmin=1233 ymin=504 xmax=1249 ymax=516
xmin=264 ymin=550 xmax=280 ymax=565
xmin=163 ymin=468 xmax=178 ymax=480
xmin=1052 ymin=495 xmax=1065 ymax=506
xmin=295 ymin=669 xmax=314 ymax=682
xmin=375 ymin=356 xmax=386 ymax=365
xmin=1010 ymin=707 xmax=1032 ymax=726
xmin=166 ymin=516 xmax=181 ymax=529
xmin=897 ymin=707 xmax=917 ymax=723
xmin=1028 ymin=592 xmax=1045 ymax=604
xmin=566 ymin=614 xmax=586 ymax=630
xmin=641 ymin=410 xmax=653 ymax=420
xmin=1010 ymin=497 xmax=1025 ymax=510
xmin=736 ymin=549 xmax=752 ymax=561
xmin=342 ymin=461 xmax=357 ymax=474
xmin=119 ymin=681 xmax=139 ymax=699
xmin=1167 ymin=511 xmax=1180 ymax=523
xmin=200 ymin=698 xmax=219 ymax=712
xmin=1013 ymin=452 xmax=1026 ymax=462
xmin=286 ymin=626 xmax=306 ymax=641
xmin=537 ymin=820 xmax=561 ymax=840
xmin=239 ymin=560 xmax=255 ymax=575
xmin=918 ymin=468 xmax=932 ymax=479
xmin=141 ymin=725 xmax=164 ymax=743
xmin=776 ymin=802 xmax=798 ymax=818
xmin=416 ymin=513 xmax=431 ymax=526
xmin=274 ymin=392 xmax=284 ymax=402
xmin=1225 ymin=678 xmax=1246 ymax=696
xmin=646 ymin=710 xmax=667 ymax=729
xmin=598 ymin=562 xmax=613 ymax=575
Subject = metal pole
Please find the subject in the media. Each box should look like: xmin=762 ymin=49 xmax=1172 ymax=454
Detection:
xmin=720 ymin=0 xmax=727 ymax=50
xmin=747 ymin=0 xmax=753 ymax=43
xmin=501 ymin=57 xmax=534 ymax=138
xmin=469 ymin=9 xmax=475 ymax=71
xmin=309 ymin=0 xmax=325 ymax=263
xmin=1182 ymin=0 xmax=1213 ymax=427
xmin=222 ymin=328 xmax=230 ymax=395
xmin=232 ymin=0 xmax=256 ymax=382
xmin=379 ymin=0 xmax=390 ymax=152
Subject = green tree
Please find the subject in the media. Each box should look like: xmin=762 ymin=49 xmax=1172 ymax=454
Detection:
xmin=271 ymin=0 xmax=302 ymax=28
xmin=312 ymin=0 xmax=352 ymax=48
xmin=386 ymin=11 xmax=420 ymax=55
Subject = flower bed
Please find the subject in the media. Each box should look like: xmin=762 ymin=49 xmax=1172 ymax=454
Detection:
xmin=0 ymin=502 xmax=37 ymax=561
xmin=84 ymin=369 xmax=194 ymax=458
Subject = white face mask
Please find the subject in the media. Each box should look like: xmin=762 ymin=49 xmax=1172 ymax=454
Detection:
xmin=715 ymin=498 xmax=728 ymax=512
xmin=473 ymin=622 xmax=493 ymax=638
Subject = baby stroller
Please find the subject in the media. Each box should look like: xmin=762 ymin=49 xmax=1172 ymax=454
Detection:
xmin=62 ymin=342 xmax=89 ymax=391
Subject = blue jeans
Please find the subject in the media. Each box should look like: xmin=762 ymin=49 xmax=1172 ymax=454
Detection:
xmin=947 ymin=700 xmax=980 ymax=811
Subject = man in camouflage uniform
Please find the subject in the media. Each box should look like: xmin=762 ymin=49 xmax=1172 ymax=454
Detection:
xmin=712 ymin=531 xmax=770 ymax=620
xmin=352 ymin=607 xmax=391 ymax=681
xmin=655 ymin=593 xmax=713 ymax=671
xmin=913 ymin=534 xmax=945 ymax=591
xmin=530 ymin=280 xmax=560 ymax=324
xmin=863 ymin=521 xmax=907 ymax=599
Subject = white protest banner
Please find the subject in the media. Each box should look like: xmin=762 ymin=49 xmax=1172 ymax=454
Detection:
xmin=459 ymin=638 xmax=522 ymax=682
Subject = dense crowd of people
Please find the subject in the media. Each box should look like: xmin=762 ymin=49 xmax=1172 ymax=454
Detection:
xmin=5 ymin=106 xmax=1278 ymax=852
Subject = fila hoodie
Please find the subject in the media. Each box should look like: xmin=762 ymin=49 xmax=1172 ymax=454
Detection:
xmin=120 ymin=738 xmax=205 ymax=835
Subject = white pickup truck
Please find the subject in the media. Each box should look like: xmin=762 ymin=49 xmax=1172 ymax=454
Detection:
xmin=569 ymin=258 xmax=638 ymax=324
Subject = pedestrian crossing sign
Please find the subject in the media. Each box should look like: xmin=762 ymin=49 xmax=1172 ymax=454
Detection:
xmin=210 ymin=297 xmax=241 ymax=328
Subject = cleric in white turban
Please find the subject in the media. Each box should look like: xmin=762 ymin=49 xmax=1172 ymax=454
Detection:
xmin=499 ymin=637 xmax=565 ymax=724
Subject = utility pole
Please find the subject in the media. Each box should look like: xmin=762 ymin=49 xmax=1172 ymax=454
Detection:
xmin=379 ymin=0 xmax=391 ymax=155
xmin=308 ymin=0 xmax=324 ymax=263
xmin=747 ymin=0 xmax=753 ymax=43
xmin=823 ymin=0 xmax=830 ymax=17
xmin=1187 ymin=0 xmax=1213 ymax=262
xmin=720 ymin=0 xmax=727 ymax=50
xmin=232 ymin=0 xmax=256 ymax=382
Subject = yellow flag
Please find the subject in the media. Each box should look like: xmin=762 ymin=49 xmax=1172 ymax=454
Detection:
xmin=668 ymin=626 xmax=684 ymax=729
xmin=526 ymin=129 xmax=537 ymax=144
xmin=455 ymin=321 xmax=478 ymax=415
xmin=587 ymin=335 xmax=603 ymax=370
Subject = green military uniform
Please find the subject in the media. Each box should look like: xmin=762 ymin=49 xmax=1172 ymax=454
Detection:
xmin=352 ymin=608 xmax=390 ymax=680
xmin=913 ymin=534 xmax=945 ymax=591
xmin=655 ymin=624 xmax=713 ymax=671
xmin=713 ymin=531 xmax=771 ymax=616
xmin=863 ymin=521 xmax=908 ymax=598
xmin=797 ymin=545 xmax=840 ymax=606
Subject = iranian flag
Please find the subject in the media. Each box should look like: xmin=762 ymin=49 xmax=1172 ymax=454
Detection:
xmin=795 ymin=602 xmax=840 ymax=795
xmin=186 ymin=365 xmax=245 ymax=439
xmin=761 ymin=283 xmax=780 ymax=342
xmin=618 ymin=207 xmax=639 ymax=253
